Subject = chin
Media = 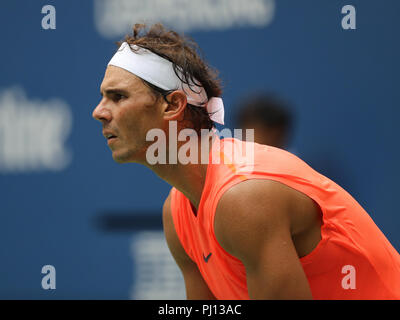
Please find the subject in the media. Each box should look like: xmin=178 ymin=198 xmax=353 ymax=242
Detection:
xmin=112 ymin=152 xmax=130 ymax=163
xmin=112 ymin=156 xmax=127 ymax=164
xmin=111 ymin=148 xmax=140 ymax=164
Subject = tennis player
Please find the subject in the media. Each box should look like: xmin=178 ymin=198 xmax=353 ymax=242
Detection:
xmin=93 ymin=23 xmax=400 ymax=299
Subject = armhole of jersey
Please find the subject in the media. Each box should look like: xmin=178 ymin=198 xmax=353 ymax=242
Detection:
xmin=209 ymin=177 xmax=252 ymax=264
xmin=170 ymin=188 xmax=195 ymax=262
xmin=209 ymin=174 xmax=330 ymax=266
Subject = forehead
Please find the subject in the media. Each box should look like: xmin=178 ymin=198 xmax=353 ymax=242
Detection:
xmin=100 ymin=65 xmax=146 ymax=92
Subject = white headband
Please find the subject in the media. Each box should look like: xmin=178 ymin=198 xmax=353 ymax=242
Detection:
xmin=108 ymin=42 xmax=224 ymax=125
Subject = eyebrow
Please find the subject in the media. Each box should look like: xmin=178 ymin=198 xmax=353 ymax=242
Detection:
xmin=100 ymin=88 xmax=130 ymax=97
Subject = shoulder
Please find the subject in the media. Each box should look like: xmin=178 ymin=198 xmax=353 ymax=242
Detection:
xmin=214 ymin=179 xmax=295 ymax=259
xmin=217 ymin=179 xmax=292 ymax=210
xmin=215 ymin=179 xmax=293 ymax=228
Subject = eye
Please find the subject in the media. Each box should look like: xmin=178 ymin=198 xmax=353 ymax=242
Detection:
xmin=112 ymin=93 xmax=126 ymax=102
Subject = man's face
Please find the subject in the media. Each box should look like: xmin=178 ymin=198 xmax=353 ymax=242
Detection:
xmin=93 ymin=66 xmax=165 ymax=163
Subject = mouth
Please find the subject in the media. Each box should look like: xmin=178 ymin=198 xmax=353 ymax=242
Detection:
xmin=104 ymin=132 xmax=118 ymax=144
xmin=105 ymin=133 xmax=117 ymax=139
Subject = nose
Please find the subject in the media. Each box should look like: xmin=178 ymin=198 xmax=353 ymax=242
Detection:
xmin=92 ymin=99 xmax=112 ymax=123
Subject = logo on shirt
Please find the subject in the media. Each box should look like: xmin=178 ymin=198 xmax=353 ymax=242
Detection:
xmin=203 ymin=252 xmax=212 ymax=263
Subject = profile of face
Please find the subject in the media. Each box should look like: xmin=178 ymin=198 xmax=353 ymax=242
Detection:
xmin=93 ymin=66 xmax=167 ymax=164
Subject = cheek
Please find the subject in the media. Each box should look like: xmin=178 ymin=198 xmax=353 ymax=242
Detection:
xmin=117 ymin=106 xmax=148 ymax=142
xmin=115 ymin=98 xmax=162 ymax=139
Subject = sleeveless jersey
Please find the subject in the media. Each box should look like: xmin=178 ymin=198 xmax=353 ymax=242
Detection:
xmin=170 ymin=136 xmax=400 ymax=299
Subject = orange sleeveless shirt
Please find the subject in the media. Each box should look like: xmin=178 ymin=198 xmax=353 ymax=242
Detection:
xmin=170 ymin=136 xmax=400 ymax=299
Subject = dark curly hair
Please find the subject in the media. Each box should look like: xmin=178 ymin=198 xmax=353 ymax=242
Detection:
xmin=117 ymin=23 xmax=223 ymax=134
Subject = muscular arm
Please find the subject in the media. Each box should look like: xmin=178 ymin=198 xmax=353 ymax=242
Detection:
xmin=162 ymin=191 xmax=216 ymax=300
xmin=214 ymin=179 xmax=313 ymax=300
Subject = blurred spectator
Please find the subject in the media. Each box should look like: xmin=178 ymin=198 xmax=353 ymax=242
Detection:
xmin=236 ymin=94 xmax=293 ymax=150
xmin=235 ymin=94 xmax=357 ymax=195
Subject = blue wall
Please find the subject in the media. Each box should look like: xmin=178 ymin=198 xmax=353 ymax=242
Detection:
xmin=0 ymin=0 xmax=399 ymax=298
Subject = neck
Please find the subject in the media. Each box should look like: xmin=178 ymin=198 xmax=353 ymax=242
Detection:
xmin=144 ymin=129 xmax=217 ymax=210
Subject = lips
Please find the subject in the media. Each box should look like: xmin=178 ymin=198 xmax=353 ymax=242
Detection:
xmin=103 ymin=131 xmax=117 ymax=140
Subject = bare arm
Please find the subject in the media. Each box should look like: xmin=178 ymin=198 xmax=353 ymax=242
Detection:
xmin=214 ymin=179 xmax=313 ymax=300
xmin=162 ymin=191 xmax=216 ymax=300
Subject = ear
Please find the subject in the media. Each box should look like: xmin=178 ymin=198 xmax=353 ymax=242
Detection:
xmin=162 ymin=90 xmax=187 ymax=122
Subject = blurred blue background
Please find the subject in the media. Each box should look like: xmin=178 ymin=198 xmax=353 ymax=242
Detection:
xmin=0 ymin=0 xmax=399 ymax=299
